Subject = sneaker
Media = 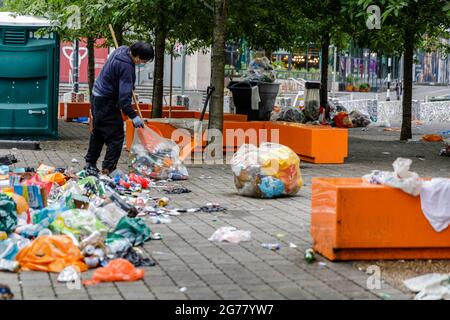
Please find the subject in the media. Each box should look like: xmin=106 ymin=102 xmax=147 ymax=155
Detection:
xmin=101 ymin=168 xmax=111 ymax=176
xmin=84 ymin=164 xmax=99 ymax=177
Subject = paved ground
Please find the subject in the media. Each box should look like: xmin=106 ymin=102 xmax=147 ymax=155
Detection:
xmin=0 ymin=120 xmax=449 ymax=300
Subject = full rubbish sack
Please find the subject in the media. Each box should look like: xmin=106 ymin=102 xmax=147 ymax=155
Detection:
xmin=106 ymin=216 xmax=151 ymax=246
xmin=208 ymin=226 xmax=251 ymax=244
xmin=276 ymin=106 xmax=306 ymax=123
xmin=0 ymin=194 xmax=17 ymax=234
xmin=15 ymin=235 xmax=88 ymax=272
xmin=363 ymin=158 xmax=422 ymax=196
xmin=245 ymin=56 xmax=276 ymax=83
xmin=404 ymin=273 xmax=450 ymax=300
xmin=129 ymin=127 xmax=188 ymax=181
xmin=83 ymin=258 xmax=144 ymax=285
xmin=333 ymin=112 xmax=353 ymax=128
xmin=231 ymin=143 xmax=302 ymax=198
xmin=349 ymin=110 xmax=371 ymax=127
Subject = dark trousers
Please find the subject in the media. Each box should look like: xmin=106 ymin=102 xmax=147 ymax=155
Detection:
xmin=85 ymin=96 xmax=124 ymax=171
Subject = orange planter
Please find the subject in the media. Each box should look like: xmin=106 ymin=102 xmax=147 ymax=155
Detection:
xmin=126 ymin=120 xmax=348 ymax=164
xmin=267 ymin=122 xmax=348 ymax=163
xmin=311 ymin=178 xmax=450 ymax=261
xmin=59 ymin=102 xmax=91 ymax=121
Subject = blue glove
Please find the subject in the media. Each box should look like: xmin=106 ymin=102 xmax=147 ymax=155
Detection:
xmin=132 ymin=116 xmax=145 ymax=128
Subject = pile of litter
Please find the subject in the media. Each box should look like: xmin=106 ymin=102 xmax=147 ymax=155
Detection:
xmin=0 ymin=128 xmax=198 ymax=289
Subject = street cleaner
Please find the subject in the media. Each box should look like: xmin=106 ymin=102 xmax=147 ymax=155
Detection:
xmin=84 ymin=42 xmax=154 ymax=176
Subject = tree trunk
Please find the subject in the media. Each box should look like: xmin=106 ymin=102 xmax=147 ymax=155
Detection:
xmin=209 ymin=0 xmax=228 ymax=137
xmin=400 ymin=32 xmax=414 ymax=141
xmin=113 ymin=25 xmax=124 ymax=46
xmin=152 ymin=27 xmax=166 ymax=119
xmin=87 ymin=37 xmax=95 ymax=97
xmin=320 ymin=34 xmax=330 ymax=110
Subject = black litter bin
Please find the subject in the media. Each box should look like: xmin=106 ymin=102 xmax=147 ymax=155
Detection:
xmin=228 ymin=81 xmax=259 ymax=121
xmin=258 ymin=82 xmax=280 ymax=120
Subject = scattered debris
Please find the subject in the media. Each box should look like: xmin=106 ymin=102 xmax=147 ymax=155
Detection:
xmin=404 ymin=273 xmax=450 ymax=300
xmin=304 ymin=248 xmax=316 ymax=264
xmin=261 ymin=243 xmax=281 ymax=251
xmin=208 ymin=226 xmax=251 ymax=244
xmin=179 ymin=287 xmax=187 ymax=292
xmin=289 ymin=242 xmax=297 ymax=248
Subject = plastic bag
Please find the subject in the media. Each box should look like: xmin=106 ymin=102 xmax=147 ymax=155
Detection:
xmin=333 ymin=112 xmax=353 ymax=128
xmin=404 ymin=273 xmax=450 ymax=300
xmin=422 ymin=134 xmax=444 ymax=142
xmin=41 ymin=173 xmax=66 ymax=186
xmin=59 ymin=209 xmax=108 ymax=236
xmin=106 ymin=216 xmax=151 ymax=246
xmin=245 ymin=56 xmax=275 ymax=83
xmin=362 ymin=158 xmax=422 ymax=196
xmin=129 ymin=127 xmax=188 ymax=181
xmin=0 ymin=239 xmax=18 ymax=260
xmin=349 ymin=110 xmax=371 ymax=127
xmin=15 ymin=235 xmax=88 ymax=272
xmin=83 ymin=259 xmax=144 ymax=285
xmin=57 ymin=266 xmax=81 ymax=283
xmin=0 ymin=194 xmax=17 ymax=233
xmin=231 ymin=143 xmax=302 ymax=198
xmin=208 ymin=226 xmax=251 ymax=244
xmin=277 ymin=106 xmax=306 ymax=123
xmin=94 ymin=202 xmax=127 ymax=229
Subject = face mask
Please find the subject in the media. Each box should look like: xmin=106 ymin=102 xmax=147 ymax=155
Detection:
xmin=137 ymin=63 xmax=146 ymax=68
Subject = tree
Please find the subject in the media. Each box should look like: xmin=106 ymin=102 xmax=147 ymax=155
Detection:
xmin=292 ymin=1 xmax=348 ymax=111
xmin=345 ymin=0 xmax=450 ymax=141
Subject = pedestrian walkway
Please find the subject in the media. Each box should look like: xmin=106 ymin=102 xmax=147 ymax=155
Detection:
xmin=4 ymin=120 xmax=448 ymax=300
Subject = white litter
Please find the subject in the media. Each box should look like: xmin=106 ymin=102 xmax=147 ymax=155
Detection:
xmin=179 ymin=287 xmax=187 ymax=292
xmin=71 ymin=158 xmax=79 ymax=163
xmin=420 ymin=178 xmax=450 ymax=232
xmin=404 ymin=273 xmax=450 ymax=300
xmin=363 ymin=158 xmax=422 ymax=196
xmin=208 ymin=226 xmax=251 ymax=244
xmin=289 ymin=242 xmax=297 ymax=248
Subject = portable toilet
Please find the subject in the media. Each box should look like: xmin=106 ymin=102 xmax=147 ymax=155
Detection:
xmin=0 ymin=12 xmax=59 ymax=137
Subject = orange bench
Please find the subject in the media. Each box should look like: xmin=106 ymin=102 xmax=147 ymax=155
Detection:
xmin=59 ymin=102 xmax=189 ymax=121
xmin=59 ymin=102 xmax=91 ymax=121
xmin=125 ymin=120 xmax=348 ymax=164
xmin=267 ymin=122 xmax=348 ymax=164
xmin=311 ymin=177 xmax=450 ymax=261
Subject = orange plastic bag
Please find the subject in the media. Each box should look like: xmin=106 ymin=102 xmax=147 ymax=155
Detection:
xmin=421 ymin=134 xmax=444 ymax=142
xmin=83 ymin=259 xmax=144 ymax=285
xmin=333 ymin=112 xmax=353 ymax=128
xmin=42 ymin=173 xmax=67 ymax=186
xmin=16 ymin=235 xmax=88 ymax=273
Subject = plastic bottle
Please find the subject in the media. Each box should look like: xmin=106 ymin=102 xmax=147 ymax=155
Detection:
xmin=0 ymin=259 xmax=20 ymax=272
xmin=148 ymin=216 xmax=172 ymax=224
xmin=261 ymin=243 xmax=281 ymax=251
xmin=304 ymin=248 xmax=316 ymax=264
xmin=105 ymin=185 xmax=138 ymax=218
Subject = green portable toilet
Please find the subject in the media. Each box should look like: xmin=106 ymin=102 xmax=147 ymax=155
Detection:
xmin=0 ymin=12 xmax=59 ymax=137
